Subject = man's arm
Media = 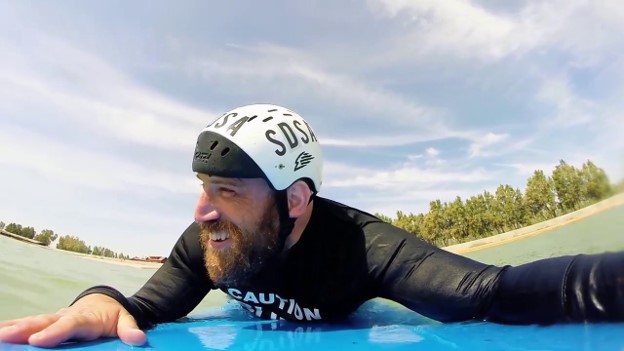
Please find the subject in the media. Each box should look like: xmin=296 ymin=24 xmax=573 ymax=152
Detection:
xmin=0 ymin=223 xmax=212 ymax=347
xmin=74 ymin=222 xmax=213 ymax=328
xmin=487 ymin=252 xmax=624 ymax=323
xmin=365 ymin=221 xmax=624 ymax=323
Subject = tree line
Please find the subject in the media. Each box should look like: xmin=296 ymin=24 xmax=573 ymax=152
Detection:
xmin=1 ymin=159 xmax=619 ymax=254
xmin=375 ymin=160 xmax=620 ymax=247
xmin=0 ymin=222 xmax=130 ymax=259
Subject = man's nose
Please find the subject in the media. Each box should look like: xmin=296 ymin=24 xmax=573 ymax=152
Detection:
xmin=194 ymin=192 xmax=220 ymax=222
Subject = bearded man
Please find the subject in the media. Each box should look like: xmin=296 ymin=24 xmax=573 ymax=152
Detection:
xmin=1 ymin=104 xmax=623 ymax=348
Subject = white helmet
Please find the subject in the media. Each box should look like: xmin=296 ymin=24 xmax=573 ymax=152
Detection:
xmin=192 ymin=104 xmax=323 ymax=193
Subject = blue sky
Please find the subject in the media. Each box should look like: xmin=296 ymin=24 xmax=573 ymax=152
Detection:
xmin=1 ymin=0 xmax=622 ymax=257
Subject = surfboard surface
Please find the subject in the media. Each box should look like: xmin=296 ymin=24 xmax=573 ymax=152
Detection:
xmin=2 ymin=299 xmax=623 ymax=350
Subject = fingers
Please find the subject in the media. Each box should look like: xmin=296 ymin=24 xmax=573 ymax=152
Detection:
xmin=0 ymin=314 xmax=61 ymax=344
xmin=0 ymin=297 xmax=148 ymax=348
xmin=0 ymin=319 xmax=18 ymax=329
xmin=25 ymin=310 xmax=147 ymax=347
xmin=116 ymin=312 xmax=146 ymax=346
xmin=27 ymin=314 xmax=104 ymax=348
xmin=0 ymin=319 xmax=22 ymax=331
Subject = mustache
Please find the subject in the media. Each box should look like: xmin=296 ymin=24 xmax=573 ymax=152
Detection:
xmin=198 ymin=220 xmax=243 ymax=251
xmin=199 ymin=220 xmax=239 ymax=234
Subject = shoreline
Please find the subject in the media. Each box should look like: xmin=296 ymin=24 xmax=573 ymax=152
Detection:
xmin=443 ymin=192 xmax=624 ymax=254
xmin=0 ymin=229 xmax=45 ymax=245
xmin=52 ymin=248 xmax=164 ymax=269
xmin=6 ymin=193 xmax=623 ymax=268
xmin=59 ymin=192 xmax=624 ymax=266
xmin=0 ymin=235 xmax=164 ymax=269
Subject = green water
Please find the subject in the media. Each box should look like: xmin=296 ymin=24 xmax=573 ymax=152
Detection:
xmin=464 ymin=205 xmax=624 ymax=265
xmin=0 ymin=237 xmax=228 ymax=320
xmin=1 ymin=205 xmax=622 ymax=320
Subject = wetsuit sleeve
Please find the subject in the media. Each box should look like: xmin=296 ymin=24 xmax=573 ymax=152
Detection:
xmin=365 ymin=222 xmax=504 ymax=322
xmin=365 ymin=221 xmax=624 ymax=324
xmin=487 ymin=252 xmax=624 ymax=323
xmin=72 ymin=222 xmax=213 ymax=329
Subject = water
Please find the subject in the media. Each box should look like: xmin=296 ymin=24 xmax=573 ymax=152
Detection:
xmin=1 ymin=205 xmax=622 ymax=321
xmin=463 ymin=205 xmax=624 ymax=266
xmin=0 ymin=239 xmax=228 ymax=320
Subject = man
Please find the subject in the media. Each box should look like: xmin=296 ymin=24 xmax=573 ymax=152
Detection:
xmin=1 ymin=104 xmax=623 ymax=348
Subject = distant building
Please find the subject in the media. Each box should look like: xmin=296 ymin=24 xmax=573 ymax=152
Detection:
xmin=146 ymin=256 xmax=168 ymax=263
xmin=130 ymin=255 xmax=168 ymax=263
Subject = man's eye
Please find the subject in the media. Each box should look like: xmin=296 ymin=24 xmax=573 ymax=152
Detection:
xmin=219 ymin=188 xmax=236 ymax=197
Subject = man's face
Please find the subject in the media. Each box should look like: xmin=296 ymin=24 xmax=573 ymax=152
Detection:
xmin=196 ymin=175 xmax=281 ymax=287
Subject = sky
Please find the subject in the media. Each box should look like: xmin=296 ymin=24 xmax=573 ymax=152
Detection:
xmin=1 ymin=0 xmax=623 ymax=257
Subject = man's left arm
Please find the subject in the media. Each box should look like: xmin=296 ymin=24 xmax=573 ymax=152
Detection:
xmin=486 ymin=252 xmax=624 ymax=323
xmin=365 ymin=222 xmax=624 ymax=323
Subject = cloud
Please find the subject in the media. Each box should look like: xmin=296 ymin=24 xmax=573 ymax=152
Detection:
xmin=183 ymin=43 xmax=479 ymax=142
xmin=0 ymin=124 xmax=198 ymax=195
xmin=405 ymin=147 xmax=440 ymax=161
xmin=0 ymin=32 xmax=218 ymax=152
xmin=468 ymin=132 xmax=509 ymax=158
xmin=322 ymin=134 xmax=452 ymax=147
xmin=370 ymin=0 xmax=517 ymax=61
xmin=536 ymin=74 xmax=596 ymax=127
xmin=368 ymin=0 xmax=624 ymax=64
xmin=1 ymin=0 xmax=622 ymax=255
xmin=324 ymin=161 xmax=493 ymax=189
xmin=496 ymin=161 xmax=561 ymax=178
xmin=425 ymin=147 xmax=440 ymax=158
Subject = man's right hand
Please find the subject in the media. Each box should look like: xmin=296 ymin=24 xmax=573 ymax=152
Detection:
xmin=0 ymin=294 xmax=146 ymax=348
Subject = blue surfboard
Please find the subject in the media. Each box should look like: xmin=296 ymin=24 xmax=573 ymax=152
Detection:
xmin=2 ymin=299 xmax=623 ymax=350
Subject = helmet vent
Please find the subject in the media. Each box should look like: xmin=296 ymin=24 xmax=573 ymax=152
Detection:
xmin=221 ymin=147 xmax=230 ymax=156
xmin=210 ymin=141 xmax=218 ymax=150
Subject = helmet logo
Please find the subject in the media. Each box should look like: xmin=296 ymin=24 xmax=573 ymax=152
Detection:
xmin=266 ymin=120 xmax=318 ymax=156
xmin=210 ymin=113 xmax=258 ymax=138
xmin=294 ymin=151 xmax=314 ymax=171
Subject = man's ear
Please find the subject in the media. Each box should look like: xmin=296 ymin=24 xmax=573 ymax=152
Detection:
xmin=286 ymin=180 xmax=313 ymax=218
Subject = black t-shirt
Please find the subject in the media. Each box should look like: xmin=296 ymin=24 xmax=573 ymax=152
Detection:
xmin=77 ymin=197 xmax=624 ymax=328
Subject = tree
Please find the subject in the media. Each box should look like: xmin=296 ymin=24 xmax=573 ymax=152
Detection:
xmin=445 ymin=196 xmax=469 ymax=241
xmin=91 ymin=246 xmax=117 ymax=258
xmin=510 ymin=187 xmax=528 ymax=228
xmin=552 ymin=160 xmax=584 ymax=211
xmin=5 ymin=223 xmax=23 ymax=236
xmin=34 ymin=229 xmax=58 ymax=246
xmin=56 ymin=235 xmax=91 ymax=254
xmin=580 ymin=161 xmax=611 ymax=201
xmin=524 ymin=170 xmax=557 ymax=220
xmin=421 ymin=200 xmax=445 ymax=245
xmin=0 ymin=221 xmax=5 ymax=230
xmin=393 ymin=211 xmax=423 ymax=237
xmin=464 ymin=195 xmax=490 ymax=238
xmin=374 ymin=213 xmax=393 ymax=223
xmin=481 ymin=191 xmax=497 ymax=234
xmin=493 ymin=185 xmax=526 ymax=231
xmin=614 ymin=179 xmax=624 ymax=194
xmin=5 ymin=224 xmax=37 ymax=239
xmin=21 ymin=226 xmax=36 ymax=239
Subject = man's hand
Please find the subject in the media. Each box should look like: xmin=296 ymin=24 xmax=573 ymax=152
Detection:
xmin=0 ymin=294 xmax=146 ymax=348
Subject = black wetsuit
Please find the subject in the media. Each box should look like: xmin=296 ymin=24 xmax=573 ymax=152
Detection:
xmin=76 ymin=197 xmax=624 ymax=328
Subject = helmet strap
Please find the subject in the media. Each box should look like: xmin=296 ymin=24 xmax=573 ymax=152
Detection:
xmin=274 ymin=189 xmax=295 ymax=251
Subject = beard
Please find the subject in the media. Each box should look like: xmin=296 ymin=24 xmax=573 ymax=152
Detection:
xmin=199 ymin=198 xmax=281 ymax=287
